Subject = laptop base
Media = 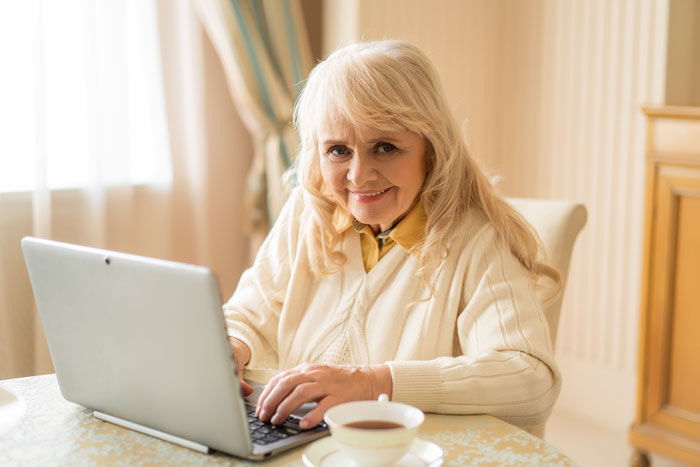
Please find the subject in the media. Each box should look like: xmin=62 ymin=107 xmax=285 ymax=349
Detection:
xmin=93 ymin=411 xmax=211 ymax=454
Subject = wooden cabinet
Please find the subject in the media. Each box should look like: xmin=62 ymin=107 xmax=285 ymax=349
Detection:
xmin=629 ymin=106 xmax=700 ymax=466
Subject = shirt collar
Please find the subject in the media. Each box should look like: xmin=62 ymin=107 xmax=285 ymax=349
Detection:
xmin=332 ymin=200 xmax=427 ymax=257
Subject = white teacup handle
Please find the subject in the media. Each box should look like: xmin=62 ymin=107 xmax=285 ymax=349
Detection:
xmin=378 ymin=393 xmax=389 ymax=402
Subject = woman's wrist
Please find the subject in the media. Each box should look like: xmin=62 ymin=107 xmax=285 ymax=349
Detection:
xmin=228 ymin=337 xmax=251 ymax=366
xmin=366 ymin=364 xmax=393 ymax=400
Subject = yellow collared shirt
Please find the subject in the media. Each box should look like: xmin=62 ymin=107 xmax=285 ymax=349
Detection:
xmin=332 ymin=201 xmax=427 ymax=272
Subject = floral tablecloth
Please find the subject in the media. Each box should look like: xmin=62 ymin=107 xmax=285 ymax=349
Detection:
xmin=0 ymin=373 xmax=575 ymax=466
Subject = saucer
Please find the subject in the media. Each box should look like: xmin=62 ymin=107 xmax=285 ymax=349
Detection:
xmin=0 ymin=386 xmax=26 ymax=437
xmin=302 ymin=437 xmax=443 ymax=467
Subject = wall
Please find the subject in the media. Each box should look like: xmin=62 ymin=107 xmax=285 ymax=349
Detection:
xmin=496 ymin=0 xmax=668 ymax=431
xmin=665 ymin=0 xmax=700 ymax=106
xmin=322 ymin=0 xmax=670 ymax=431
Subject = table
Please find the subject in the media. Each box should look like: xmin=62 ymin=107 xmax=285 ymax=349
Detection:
xmin=0 ymin=374 xmax=574 ymax=466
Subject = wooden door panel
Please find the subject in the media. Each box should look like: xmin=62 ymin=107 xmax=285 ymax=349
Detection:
xmin=645 ymin=167 xmax=700 ymax=440
xmin=668 ymin=195 xmax=700 ymax=416
xmin=631 ymin=107 xmax=700 ymax=466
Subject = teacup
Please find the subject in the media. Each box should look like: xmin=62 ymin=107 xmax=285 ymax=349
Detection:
xmin=323 ymin=394 xmax=424 ymax=466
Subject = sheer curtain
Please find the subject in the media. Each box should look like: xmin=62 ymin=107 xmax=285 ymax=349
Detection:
xmin=0 ymin=0 xmax=252 ymax=379
xmin=0 ymin=1 xmax=171 ymax=195
xmin=155 ymin=0 xmax=254 ymax=291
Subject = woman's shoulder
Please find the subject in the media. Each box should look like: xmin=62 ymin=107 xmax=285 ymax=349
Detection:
xmin=446 ymin=207 xmax=526 ymax=269
xmin=274 ymin=186 xmax=307 ymax=224
xmin=450 ymin=207 xmax=493 ymax=247
xmin=263 ymin=187 xmax=307 ymax=243
xmin=286 ymin=186 xmax=305 ymax=211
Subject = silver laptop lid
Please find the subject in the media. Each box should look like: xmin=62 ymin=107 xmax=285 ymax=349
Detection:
xmin=21 ymin=237 xmax=252 ymax=458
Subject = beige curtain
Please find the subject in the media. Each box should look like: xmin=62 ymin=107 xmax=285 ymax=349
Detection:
xmin=195 ymin=0 xmax=314 ymax=232
xmin=156 ymin=0 xmax=255 ymax=296
xmin=0 ymin=1 xmax=253 ymax=380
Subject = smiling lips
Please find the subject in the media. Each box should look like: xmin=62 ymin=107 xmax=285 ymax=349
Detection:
xmin=350 ymin=187 xmax=392 ymax=202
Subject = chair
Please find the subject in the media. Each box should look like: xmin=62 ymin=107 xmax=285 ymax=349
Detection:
xmin=507 ymin=198 xmax=587 ymax=438
xmin=507 ymin=198 xmax=587 ymax=348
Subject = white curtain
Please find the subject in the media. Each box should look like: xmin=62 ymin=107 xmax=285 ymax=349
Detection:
xmin=0 ymin=1 xmax=172 ymax=195
xmin=0 ymin=0 xmax=172 ymax=378
xmin=0 ymin=0 xmax=253 ymax=379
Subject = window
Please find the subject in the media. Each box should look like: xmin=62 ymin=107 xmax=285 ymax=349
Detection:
xmin=0 ymin=0 xmax=171 ymax=193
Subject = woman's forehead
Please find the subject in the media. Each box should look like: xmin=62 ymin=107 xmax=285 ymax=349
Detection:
xmin=314 ymin=109 xmax=410 ymax=141
xmin=316 ymin=115 xmax=354 ymax=140
xmin=317 ymin=118 xmax=406 ymax=143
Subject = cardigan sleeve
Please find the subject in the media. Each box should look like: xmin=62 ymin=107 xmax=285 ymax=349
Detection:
xmin=222 ymin=188 xmax=302 ymax=369
xmin=387 ymin=226 xmax=561 ymax=428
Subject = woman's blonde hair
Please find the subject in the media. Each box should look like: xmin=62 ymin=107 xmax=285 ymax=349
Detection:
xmin=293 ymin=40 xmax=560 ymax=293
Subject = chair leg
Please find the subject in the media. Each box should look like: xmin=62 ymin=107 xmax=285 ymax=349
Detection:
xmin=629 ymin=449 xmax=650 ymax=467
xmin=524 ymin=422 xmax=545 ymax=438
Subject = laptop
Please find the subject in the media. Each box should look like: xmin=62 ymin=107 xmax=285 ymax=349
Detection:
xmin=21 ymin=236 xmax=328 ymax=460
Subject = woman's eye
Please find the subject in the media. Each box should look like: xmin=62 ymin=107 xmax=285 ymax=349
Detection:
xmin=329 ymin=146 xmax=349 ymax=157
xmin=377 ymin=143 xmax=396 ymax=153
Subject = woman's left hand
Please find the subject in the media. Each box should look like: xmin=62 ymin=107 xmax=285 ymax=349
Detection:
xmin=255 ymin=363 xmax=393 ymax=429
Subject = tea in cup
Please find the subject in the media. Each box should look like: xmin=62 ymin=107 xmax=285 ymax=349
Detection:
xmin=323 ymin=394 xmax=424 ymax=466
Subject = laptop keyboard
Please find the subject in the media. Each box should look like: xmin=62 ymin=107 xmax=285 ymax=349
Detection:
xmin=246 ymin=405 xmax=327 ymax=446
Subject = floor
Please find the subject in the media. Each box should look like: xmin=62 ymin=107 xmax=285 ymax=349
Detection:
xmin=544 ymin=408 xmax=691 ymax=467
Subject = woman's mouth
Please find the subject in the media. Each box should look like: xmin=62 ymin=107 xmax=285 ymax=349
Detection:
xmin=350 ymin=187 xmax=392 ymax=203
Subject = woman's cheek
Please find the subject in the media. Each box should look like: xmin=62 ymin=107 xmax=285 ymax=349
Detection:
xmin=329 ymin=166 xmax=347 ymax=192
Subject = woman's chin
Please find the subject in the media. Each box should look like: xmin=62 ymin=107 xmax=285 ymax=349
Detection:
xmin=351 ymin=212 xmax=385 ymax=227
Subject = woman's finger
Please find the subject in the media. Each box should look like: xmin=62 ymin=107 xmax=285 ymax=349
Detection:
xmin=255 ymin=370 xmax=289 ymax=415
xmin=270 ymin=381 xmax=326 ymax=425
xmin=257 ymin=370 xmax=309 ymax=422
xmin=299 ymin=397 xmax=337 ymax=429
xmin=228 ymin=338 xmax=253 ymax=396
xmin=255 ymin=366 xmax=304 ymax=417
xmin=256 ymin=363 xmax=374 ymax=427
xmin=256 ymin=363 xmax=315 ymax=415
xmin=239 ymin=373 xmax=253 ymax=396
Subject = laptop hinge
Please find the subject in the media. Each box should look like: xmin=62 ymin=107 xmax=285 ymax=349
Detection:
xmin=93 ymin=411 xmax=211 ymax=454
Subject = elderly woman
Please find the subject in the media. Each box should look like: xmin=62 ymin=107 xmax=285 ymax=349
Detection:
xmin=224 ymin=40 xmax=561 ymax=433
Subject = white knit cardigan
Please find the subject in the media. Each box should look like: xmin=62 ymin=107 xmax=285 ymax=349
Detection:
xmin=224 ymin=188 xmax=561 ymax=428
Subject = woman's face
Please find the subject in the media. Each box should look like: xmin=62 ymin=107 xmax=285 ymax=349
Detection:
xmin=318 ymin=117 xmax=428 ymax=234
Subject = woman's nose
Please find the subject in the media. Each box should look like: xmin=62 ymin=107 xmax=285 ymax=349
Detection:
xmin=347 ymin=153 xmax=377 ymax=187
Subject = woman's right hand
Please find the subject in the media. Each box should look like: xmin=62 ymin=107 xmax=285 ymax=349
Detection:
xmin=228 ymin=337 xmax=253 ymax=396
